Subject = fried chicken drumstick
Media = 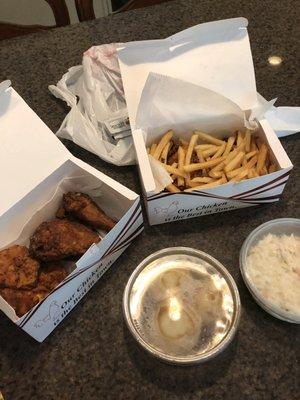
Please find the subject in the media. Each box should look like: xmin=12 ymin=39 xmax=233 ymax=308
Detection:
xmin=56 ymin=192 xmax=116 ymax=231
xmin=30 ymin=219 xmax=101 ymax=261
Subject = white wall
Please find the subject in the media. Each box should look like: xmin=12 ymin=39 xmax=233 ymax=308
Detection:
xmin=0 ymin=0 xmax=112 ymax=26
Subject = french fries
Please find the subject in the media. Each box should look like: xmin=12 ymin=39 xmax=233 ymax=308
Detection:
xmin=209 ymin=170 xmax=223 ymax=179
xmin=184 ymin=178 xmax=224 ymax=192
xmin=245 ymin=150 xmax=258 ymax=160
xmin=195 ymin=144 xmax=215 ymax=150
xmin=190 ymin=177 xmax=213 ymax=184
xmin=160 ymin=142 xmax=171 ymax=164
xmin=245 ymin=130 xmax=251 ymax=152
xmin=150 ymin=143 xmax=157 ymax=156
xmin=177 ymin=146 xmax=186 ymax=187
xmin=237 ymin=131 xmax=243 ymax=147
xmin=183 ymin=156 xmax=225 ymax=172
xmin=257 ymin=143 xmax=268 ymax=175
xmin=166 ymin=183 xmax=181 ymax=193
xmin=163 ymin=164 xmax=187 ymax=178
xmin=148 ymin=129 xmax=276 ymax=192
xmin=185 ymin=134 xmax=198 ymax=165
xmin=195 ymin=131 xmax=225 ymax=146
xmin=153 ymin=130 xmax=173 ymax=159
xmin=211 ymin=142 xmax=226 ymax=159
xmin=224 ymin=152 xmax=245 ymax=173
xmin=223 ymin=136 xmax=235 ymax=156
xmin=196 ymin=148 xmax=208 ymax=177
xmin=202 ymin=146 xmax=219 ymax=158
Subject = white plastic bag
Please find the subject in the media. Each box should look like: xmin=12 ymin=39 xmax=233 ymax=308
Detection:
xmin=49 ymin=44 xmax=136 ymax=166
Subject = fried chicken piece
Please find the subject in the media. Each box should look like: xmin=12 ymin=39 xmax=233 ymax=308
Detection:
xmin=56 ymin=192 xmax=116 ymax=231
xmin=55 ymin=205 xmax=66 ymax=219
xmin=0 ymin=287 xmax=47 ymax=317
xmin=30 ymin=219 xmax=101 ymax=261
xmin=38 ymin=262 xmax=68 ymax=291
xmin=0 ymin=261 xmax=68 ymax=316
xmin=0 ymin=245 xmax=40 ymax=289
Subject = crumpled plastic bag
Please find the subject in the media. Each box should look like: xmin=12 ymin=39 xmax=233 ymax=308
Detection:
xmin=49 ymin=44 xmax=136 ymax=166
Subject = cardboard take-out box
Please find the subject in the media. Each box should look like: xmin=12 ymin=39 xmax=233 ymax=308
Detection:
xmin=0 ymin=81 xmax=143 ymax=342
xmin=118 ymin=18 xmax=293 ymax=225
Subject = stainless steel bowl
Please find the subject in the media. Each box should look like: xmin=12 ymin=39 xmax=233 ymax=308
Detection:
xmin=123 ymin=247 xmax=241 ymax=365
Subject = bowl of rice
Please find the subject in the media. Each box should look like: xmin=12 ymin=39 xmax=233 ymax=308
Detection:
xmin=240 ymin=218 xmax=300 ymax=323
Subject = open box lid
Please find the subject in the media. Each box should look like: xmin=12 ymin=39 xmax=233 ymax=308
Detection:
xmin=118 ymin=17 xmax=257 ymax=128
xmin=0 ymin=81 xmax=68 ymax=216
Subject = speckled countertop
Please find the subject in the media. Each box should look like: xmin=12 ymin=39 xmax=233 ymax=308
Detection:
xmin=0 ymin=1 xmax=299 ymax=399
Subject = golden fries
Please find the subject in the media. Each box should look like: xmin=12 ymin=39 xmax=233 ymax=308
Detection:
xmin=177 ymin=146 xmax=185 ymax=187
xmin=245 ymin=130 xmax=251 ymax=152
xmin=183 ymin=156 xmax=225 ymax=172
xmin=190 ymin=177 xmax=213 ymax=184
xmin=245 ymin=150 xmax=258 ymax=160
xmin=184 ymin=178 xmax=224 ymax=192
xmin=150 ymin=143 xmax=157 ymax=156
xmin=223 ymin=136 xmax=235 ymax=156
xmin=211 ymin=142 xmax=226 ymax=159
xmin=257 ymin=143 xmax=268 ymax=175
xmin=250 ymin=140 xmax=258 ymax=152
xmin=230 ymin=169 xmax=250 ymax=182
xmin=185 ymin=134 xmax=198 ymax=165
xmin=166 ymin=183 xmax=181 ymax=193
xmin=224 ymin=149 xmax=238 ymax=165
xmin=163 ymin=163 xmax=187 ymax=178
xmin=211 ymin=161 xmax=225 ymax=172
xmin=195 ymin=131 xmax=225 ymax=146
xmin=195 ymin=144 xmax=215 ymax=150
xmin=148 ymin=129 xmax=276 ymax=192
xmin=202 ymin=146 xmax=219 ymax=158
xmin=196 ymin=148 xmax=208 ymax=176
xmin=226 ymin=155 xmax=258 ymax=179
xmin=160 ymin=142 xmax=171 ymax=163
xmin=224 ymin=152 xmax=245 ymax=173
xmin=237 ymin=131 xmax=243 ymax=147
xmin=153 ymin=130 xmax=173 ymax=159
xmin=209 ymin=170 xmax=223 ymax=179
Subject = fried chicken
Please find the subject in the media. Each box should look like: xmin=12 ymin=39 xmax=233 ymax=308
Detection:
xmin=0 ymin=257 xmax=68 ymax=316
xmin=30 ymin=219 xmax=101 ymax=261
xmin=38 ymin=262 xmax=68 ymax=291
xmin=56 ymin=192 xmax=116 ymax=231
xmin=0 ymin=245 xmax=40 ymax=289
xmin=0 ymin=287 xmax=47 ymax=317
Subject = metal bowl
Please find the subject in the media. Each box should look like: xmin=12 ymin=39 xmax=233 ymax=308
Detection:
xmin=123 ymin=247 xmax=241 ymax=365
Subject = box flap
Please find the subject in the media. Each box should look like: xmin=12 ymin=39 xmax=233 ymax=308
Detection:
xmin=0 ymin=84 xmax=68 ymax=215
xmin=118 ymin=17 xmax=257 ymax=128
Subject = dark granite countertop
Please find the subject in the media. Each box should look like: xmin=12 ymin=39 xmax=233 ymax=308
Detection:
xmin=0 ymin=1 xmax=299 ymax=399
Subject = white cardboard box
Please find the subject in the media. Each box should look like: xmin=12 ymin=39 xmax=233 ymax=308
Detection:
xmin=0 ymin=82 xmax=144 ymax=341
xmin=118 ymin=18 xmax=293 ymax=225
